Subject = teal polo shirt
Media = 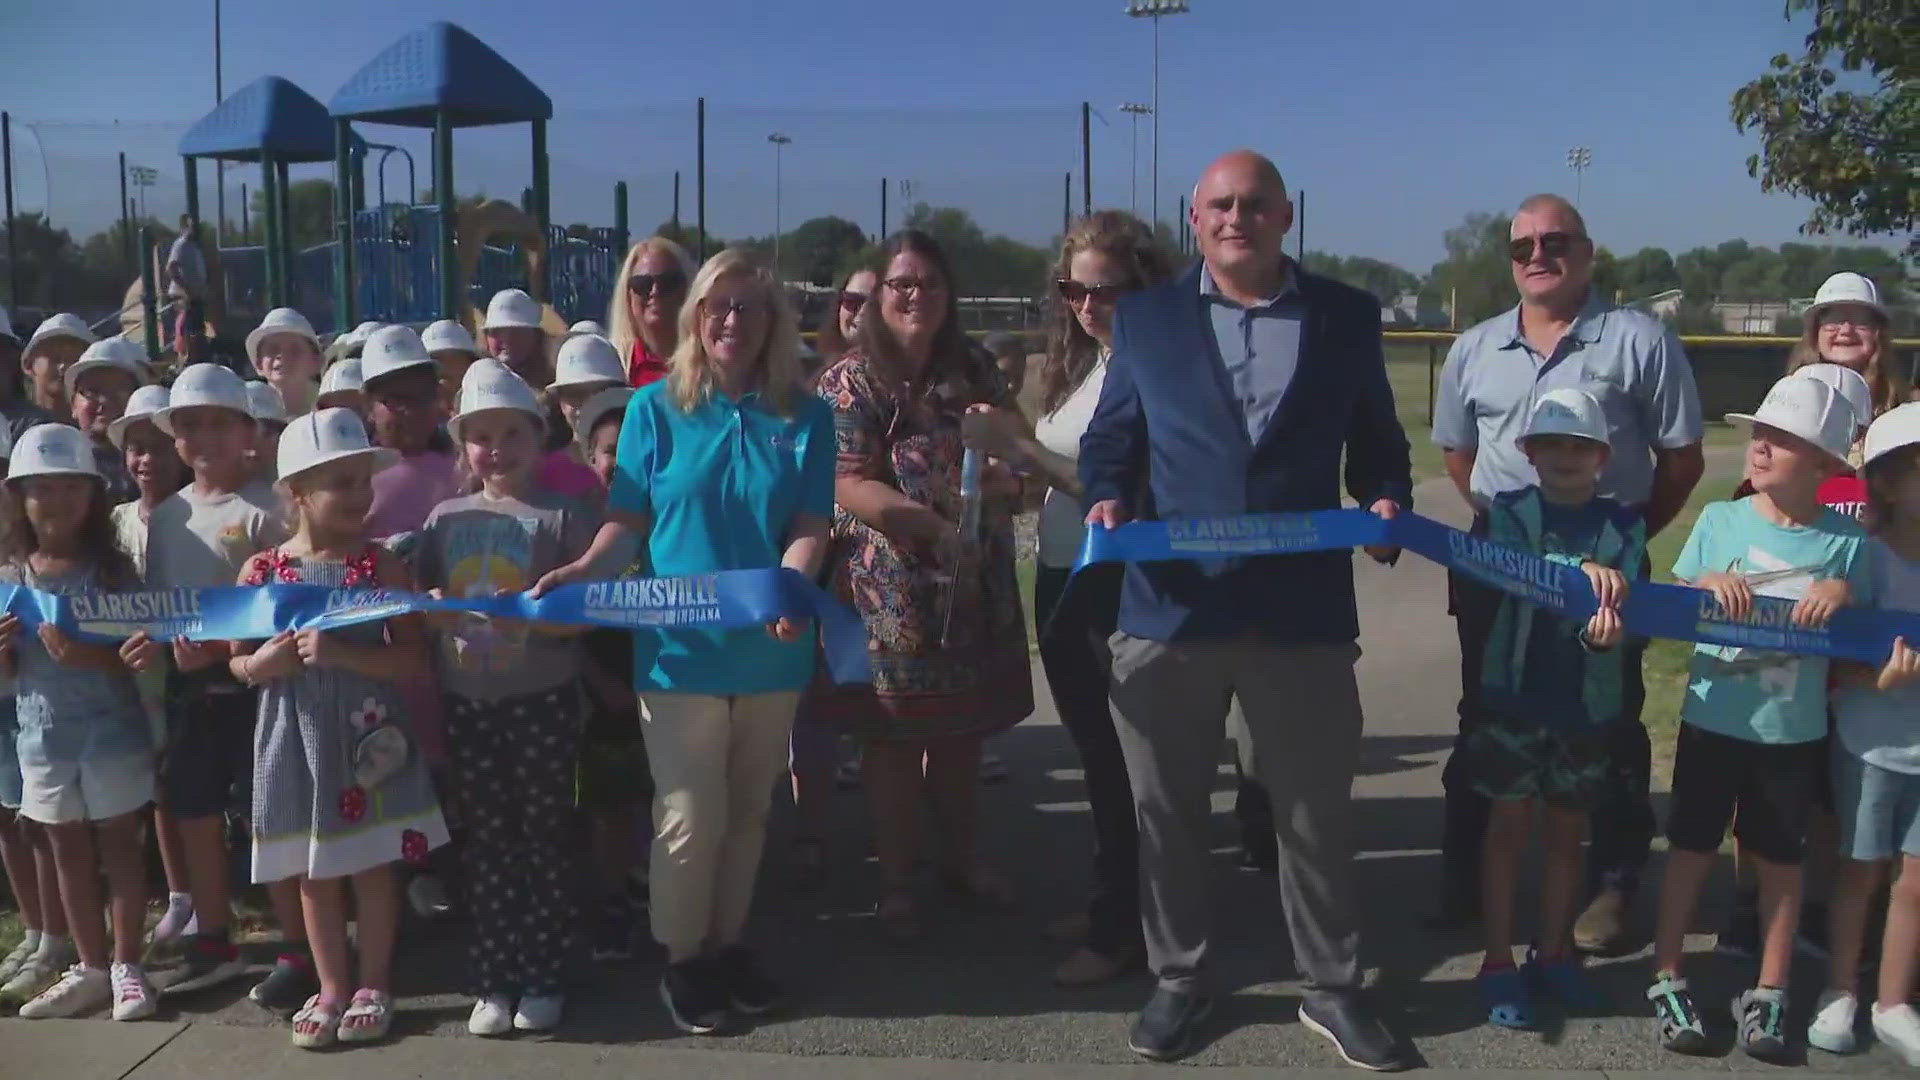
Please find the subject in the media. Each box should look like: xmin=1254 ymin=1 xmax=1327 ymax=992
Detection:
xmin=608 ymin=381 xmax=835 ymax=694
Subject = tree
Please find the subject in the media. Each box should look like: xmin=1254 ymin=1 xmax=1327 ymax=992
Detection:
xmin=1731 ymin=0 xmax=1918 ymax=255
xmin=1420 ymin=212 xmax=1517 ymax=326
xmin=652 ymin=220 xmax=725 ymax=261
xmin=1301 ymin=252 xmax=1419 ymax=301
xmin=1617 ymin=247 xmax=1681 ymax=300
xmin=780 ymin=216 xmax=869 ymax=286
xmin=900 ymin=204 xmax=1049 ymax=297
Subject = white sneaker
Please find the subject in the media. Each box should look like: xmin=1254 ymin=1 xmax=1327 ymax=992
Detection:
xmin=1874 ymin=1003 xmax=1920 ymax=1067
xmin=18 ymin=964 xmax=112 ymax=1019
xmin=1809 ymin=989 xmax=1859 ymax=1054
xmin=0 ymin=933 xmax=39 ymax=984
xmin=111 ymin=962 xmax=157 ymax=1021
xmin=514 ymin=993 xmax=563 ymax=1031
xmin=468 ymin=994 xmax=515 ymax=1037
xmin=2 ymin=938 xmax=77 ymax=1001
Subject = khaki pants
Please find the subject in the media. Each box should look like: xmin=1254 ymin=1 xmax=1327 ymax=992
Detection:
xmin=640 ymin=690 xmax=801 ymax=960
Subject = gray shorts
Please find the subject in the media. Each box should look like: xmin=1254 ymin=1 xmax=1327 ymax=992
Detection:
xmin=1834 ymin=751 xmax=1920 ymax=862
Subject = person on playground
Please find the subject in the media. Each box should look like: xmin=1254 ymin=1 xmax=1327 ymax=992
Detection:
xmin=1468 ymin=388 xmax=1643 ymax=1030
xmin=1430 ymin=194 xmax=1704 ymax=952
xmin=166 ymin=218 xmax=210 ymax=367
xmin=1078 ymin=150 xmax=1410 ymax=1070
xmin=1649 ymin=375 xmax=1871 ymax=1063
xmin=608 ymin=236 xmax=694 ymax=387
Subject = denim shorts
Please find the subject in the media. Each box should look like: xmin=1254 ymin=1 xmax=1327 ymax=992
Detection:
xmin=1833 ymin=751 xmax=1920 ymax=861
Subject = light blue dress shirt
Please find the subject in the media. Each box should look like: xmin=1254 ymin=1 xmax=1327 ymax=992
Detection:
xmin=1200 ymin=263 xmax=1305 ymax=442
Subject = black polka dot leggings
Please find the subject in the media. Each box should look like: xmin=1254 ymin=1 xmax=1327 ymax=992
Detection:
xmin=445 ymin=685 xmax=582 ymax=998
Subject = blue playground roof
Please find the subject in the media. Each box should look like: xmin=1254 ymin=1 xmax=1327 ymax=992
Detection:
xmin=179 ymin=76 xmax=357 ymax=162
xmin=327 ymin=21 xmax=553 ymax=128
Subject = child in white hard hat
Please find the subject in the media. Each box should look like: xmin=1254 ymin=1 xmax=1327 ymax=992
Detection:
xmin=481 ymin=289 xmax=548 ymax=388
xmin=316 ymin=359 xmax=366 ymax=418
xmin=245 ymin=381 xmax=290 ymax=483
xmin=22 ymin=314 xmax=95 ymax=418
xmin=247 ymin=309 xmax=324 ymax=418
xmin=421 ymin=319 xmax=481 ymax=414
xmin=65 ymin=337 xmax=151 ymax=506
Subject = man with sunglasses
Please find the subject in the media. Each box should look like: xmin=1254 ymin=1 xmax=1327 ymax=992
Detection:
xmin=1081 ymin=150 xmax=1413 ymax=1071
xmin=1430 ymin=193 xmax=1704 ymax=953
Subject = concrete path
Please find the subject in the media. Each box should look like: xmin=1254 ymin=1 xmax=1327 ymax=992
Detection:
xmin=5 ymin=476 xmax=1910 ymax=1076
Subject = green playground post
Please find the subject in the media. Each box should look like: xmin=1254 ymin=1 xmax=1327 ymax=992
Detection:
xmin=138 ymin=226 xmax=159 ymax=360
xmin=261 ymin=156 xmax=283 ymax=307
xmin=276 ymin=159 xmax=293 ymax=303
xmin=434 ymin=110 xmax=456 ymax=320
xmin=334 ymin=119 xmax=356 ymax=330
xmin=531 ymin=118 xmax=549 ymax=302
xmin=613 ymin=181 xmax=629 ymax=257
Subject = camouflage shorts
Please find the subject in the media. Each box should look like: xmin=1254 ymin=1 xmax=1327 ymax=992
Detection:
xmin=1466 ymin=712 xmax=1608 ymax=810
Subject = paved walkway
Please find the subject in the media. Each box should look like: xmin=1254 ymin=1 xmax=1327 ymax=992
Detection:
xmin=5 ymin=477 xmax=1910 ymax=1076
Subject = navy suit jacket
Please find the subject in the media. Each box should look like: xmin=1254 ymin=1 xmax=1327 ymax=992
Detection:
xmin=1078 ymin=262 xmax=1413 ymax=644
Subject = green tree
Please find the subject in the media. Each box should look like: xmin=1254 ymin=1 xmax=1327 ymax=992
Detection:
xmin=1730 ymin=0 xmax=1918 ymax=254
xmin=1617 ymin=247 xmax=1681 ymax=300
xmin=1420 ymin=212 xmax=1517 ymax=326
xmin=1301 ymin=252 xmax=1419 ymax=301
xmin=779 ymin=216 xmax=869 ymax=286
xmin=653 ymin=220 xmax=725 ymax=261
xmin=900 ymin=203 xmax=1049 ymax=297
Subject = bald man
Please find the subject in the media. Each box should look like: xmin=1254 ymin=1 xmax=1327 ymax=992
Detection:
xmin=1430 ymin=194 xmax=1703 ymax=952
xmin=1080 ymin=151 xmax=1412 ymax=1070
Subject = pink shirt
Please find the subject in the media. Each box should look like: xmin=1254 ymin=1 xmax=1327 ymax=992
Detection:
xmin=540 ymin=449 xmax=603 ymax=498
xmin=366 ymin=450 xmax=461 ymax=540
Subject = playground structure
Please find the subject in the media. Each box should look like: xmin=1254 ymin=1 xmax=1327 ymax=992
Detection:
xmin=123 ymin=22 xmax=630 ymax=358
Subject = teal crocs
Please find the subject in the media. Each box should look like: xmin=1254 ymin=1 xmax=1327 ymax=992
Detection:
xmin=1479 ymin=966 xmax=1535 ymax=1030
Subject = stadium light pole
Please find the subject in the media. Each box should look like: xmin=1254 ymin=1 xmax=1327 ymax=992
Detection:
xmin=1119 ymin=103 xmax=1152 ymax=215
xmin=130 ymin=165 xmax=158 ymax=221
xmin=1126 ymin=0 xmax=1189 ymax=233
xmin=768 ymin=132 xmax=791 ymax=281
xmin=1566 ymin=145 xmax=1592 ymax=207
xmin=214 ymin=0 xmax=223 ymax=242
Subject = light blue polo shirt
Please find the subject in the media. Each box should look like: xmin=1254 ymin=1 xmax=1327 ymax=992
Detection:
xmin=1432 ymin=292 xmax=1703 ymax=509
xmin=1200 ymin=263 xmax=1305 ymax=442
xmin=608 ymin=381 xmax=835 ymax=695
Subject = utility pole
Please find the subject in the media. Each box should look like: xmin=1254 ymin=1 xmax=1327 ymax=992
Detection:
xmin=767 ymin=133 xmax=791 ymax=280
xmin=1120 ymin=103 xmax=1152 ymax=215
xmin=1125 ymin=0 xmax=1190 ymax=231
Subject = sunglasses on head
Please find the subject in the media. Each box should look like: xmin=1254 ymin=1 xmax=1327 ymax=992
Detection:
xmin=1056 ymin=279 xmax=1127 ymax=305
xmin=1508 ymin=232 xmax=1586 ymax=264
xmin=628 ymin=271 xmax=688 ymax=298
xmin=837 ymin=290 xmax=869 ymax=315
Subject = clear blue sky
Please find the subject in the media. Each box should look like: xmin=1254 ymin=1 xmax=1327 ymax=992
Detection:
xmin=1 ymin=0 xmax=1874 ymax=273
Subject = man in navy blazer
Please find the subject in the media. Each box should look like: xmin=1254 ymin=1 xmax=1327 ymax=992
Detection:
xmin=1080 ymin=150 xmax=1411 ymax=1070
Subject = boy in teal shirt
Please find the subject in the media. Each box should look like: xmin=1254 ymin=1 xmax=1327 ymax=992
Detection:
xmin=1650 ymin=375 xmax=1873 ymax=1063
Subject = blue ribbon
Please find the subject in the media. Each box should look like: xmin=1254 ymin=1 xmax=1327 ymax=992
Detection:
xmin=7 ymin=568 xmax=871 ymax=685
xmin=1076 ymin=509 xmax=1918 ymax=666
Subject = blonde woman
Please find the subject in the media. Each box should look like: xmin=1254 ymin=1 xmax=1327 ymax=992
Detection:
xmin=540 ymin=248 xmax=832 ymax=1034
xmin=606 ymin=236 xmax=696 ymax=388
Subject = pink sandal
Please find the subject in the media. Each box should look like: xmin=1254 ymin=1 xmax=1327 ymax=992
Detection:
xmin=338 ymin=988 xmax=393 ymax=1044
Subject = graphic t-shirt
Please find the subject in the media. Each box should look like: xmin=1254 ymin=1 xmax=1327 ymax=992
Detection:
xmin=416 ymin=490 xmax=598 ymax=701
xmin=1834 ymin=540 xmax=1920 ymax=773
xmin=1818 ymin=473 xmax=1868 ymax=521
xmin=1671 ymin=497 xmax=1873 ymax=744
xmin=145 ymin=480 xmax=286 ymax=588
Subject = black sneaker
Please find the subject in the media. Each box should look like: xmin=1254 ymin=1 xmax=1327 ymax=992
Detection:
xmin=1647 ymin=974 xmax=1710 ymax=1055
xmin=1715 ymin=894 xmax=1761 ymax=960
xmin=1734 ymin=986 xmax=1791 ymax=1064
xmin=247 ymin=951 xmax=318 ymax=1012
xmin=1127 ymin=987 xmax=1213 ymax=1062
xmin=155 ymin=933 xmax=248 ymax=997
xmin=1298 ymin=989 xmax=1410 ymax=1072
xmin=590 ymin=900 xmax=635 ymax=962
xmin=660 ymin=956 xmax=727 ymax=1035
xmin=718 ymin=945 xmax=782 ymax=1015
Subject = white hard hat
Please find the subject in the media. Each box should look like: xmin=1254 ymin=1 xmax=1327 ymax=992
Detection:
xmin=567 ymin=320 xmax=608 ymax=338
xmin=1726 ymin=374 xmax=1855 ymax=465
xmin=483 ymin=288 xmax=543 ymax=331
xmin=1804 ymin=272 xmax=1886 ymax=327
xmin=246 ymin=380 xmax=288 ymax=425
xmin=1865 ymin=402 xmax=1920 ymax=471
xmin=550 ymin=333 xmax=626 ymax=391
xmin=8 ymin=423 xmax=99 ymax=482
xmin=246 ymin=307 xmax=321 ymax=371
xmin=63 ymin=336 xmax=152 ymax=399
xmin=318 ymin=358 xmax=365 ymax=403
xmin=449 ymin=358 xmax=545 ymax=442
xmin=1792 ymin=363 xmax=1873 ymax=432
xmin=361 ymin=324 xmax=437 ymax=387
xmin=422 ymin=318 xmax=479 ymax=356
xmin=154 ymin=363 xmax=253 ymax=436
xmin=574 ymin=386 xmax=634 ymax=448
xmin=326 ymin=320 xmax=385 ymax=360
xmin=108 ymin=383 xmax=170 ymax=450
xmin=277 ymin=406 xmax=399 ymax=483
xmin=25 ymin=313 xmax=96 ymax=355
xmin=1519 ymin=387 xmax=1610 ymax=448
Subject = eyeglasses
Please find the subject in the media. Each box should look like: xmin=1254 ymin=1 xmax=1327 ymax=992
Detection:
xmin=883 ymin=276 xmax=943 ymax=297
xmin=838 ymin=290 xmax=869 ymax=315
xmin=1056 ymin=279 xmax=1128 ymax=306
xmin=1817 ymin=311 xmax=1881 ymax=330
xmin=628 ymin=271 xmax=688 ymax=298
xmin=700 ymin=298 xmax=758 ymax=325
xmin=1507 ymin=232 xmax=1587 ymax=264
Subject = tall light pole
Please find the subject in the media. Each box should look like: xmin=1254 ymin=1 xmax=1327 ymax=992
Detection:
xmin=1125 ymin=0 xmax=1189 ymax=233
xmin=1120 ymin=103 xmax=1152 ymax=215
xmin=1566 ymin=145 xmax=1592 ymax=207
xmin=214 ymin=0 xmax=223 ymax=241
xmin=767 ymin=132 xmax=791 ymax=280
xmin=130 ymin=165 xmax=158 ymax=221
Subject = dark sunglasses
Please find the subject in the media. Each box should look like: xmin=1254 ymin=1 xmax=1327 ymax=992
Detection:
xmin=837 ymin=290 xmax=869 ymax=315
xmin=1507 ymin=232 xmax=1586 ymax=264
xmin=627 ymin=271 xmax=688 ymax=298
xmin=1056 ymin=279 xmax=1128 ymax=305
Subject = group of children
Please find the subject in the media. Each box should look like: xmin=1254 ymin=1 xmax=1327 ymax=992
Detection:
xmin=0 ymin=291 xmax=650 ymax=1046
xmin=1475 ymin=369 xmax=1920 ymax=1066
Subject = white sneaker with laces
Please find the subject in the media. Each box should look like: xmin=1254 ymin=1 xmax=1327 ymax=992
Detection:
xmin=2 ymin=938 xmax=77 ymax=1001
xmin=0 ymin=933 xmax=39 ymax=984
xmin=468 ymin=994 xmax=515 ymax=1037
xmin=514 ymin=993 xmax=563 ymax=1031
xmin=111 ymin=962 xmax=157 ymax=1021
xmin=1809 ymin=989 xmax=1858 ymax=1054
xmin=18 ymin=964 xmax=112 ymax=1019
xmin=1874 ymin=1003 xmax=1920 ymax=1067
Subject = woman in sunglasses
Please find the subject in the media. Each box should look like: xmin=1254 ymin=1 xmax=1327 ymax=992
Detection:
xmin=814 ymin=266 xmax=879 ymax=376
xmin=607 ymin=237 xmax=696 ymax=388
xmin=962 ymin=209 xmax=1173 ymax=985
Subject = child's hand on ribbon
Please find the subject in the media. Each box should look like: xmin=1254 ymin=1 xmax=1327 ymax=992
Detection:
xmin=172 ymin=637 xmax=221 ymax=672
xmin=247 ymin=631 xmax=302 ymax=682
xmin=1792 ymin=577 xmax=1849 ymax=629
xmin=1693 ymin=572 xmax=1754 ymax=621
xmin=1878 ymin=636 xmax=1920 ymax=691
xmin=1583 ymin=607 xmax=1623 ymax=651
xmin=293 ymin=629 xmax=341 ymax=669
xmin=1582 ymin=562 xmax=1629 ymax=611
xmin=766 ymin=616 xmax=811 ymax=643
xmin=120 ymin=631 xmax=163 ymax=672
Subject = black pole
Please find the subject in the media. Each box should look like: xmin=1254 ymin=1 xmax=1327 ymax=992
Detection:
xmin=879 ymin=177 xmax=887 ymax=240
xmin=672 ymin=170 xmax=681 ymax=229
xmin=120 ymin=152 xmax=132 ymax=279
xmin=1178 ymin=195 xmax=1187 ymax=254
xmin=214 ymin=0 xmax=224 ymax=246
xmin=2 ymin=112 xmax=16 ymax=306
xmin=240 ymin=182 xmax=249 ymax=238
xmin=1080 ymin=102 xmax=1091 ymax=217
xmin=695 ymin=98 xmax=706 ymax=263
xmin=1296 ymin=188 xmax=1305 ymax=262
xmin=1062 ymin=172 xmax=1070 ymax=239
xmin=335 ymin=118 xmax=356 ymax=331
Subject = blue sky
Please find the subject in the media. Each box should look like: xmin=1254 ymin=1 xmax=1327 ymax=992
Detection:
xmin=1 ymin=0 xmax=1873 ymax=273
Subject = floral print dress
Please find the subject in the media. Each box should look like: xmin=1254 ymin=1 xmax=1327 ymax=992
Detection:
xmin=247 ymin=546 xmax=449 ymax=882
xmin=813 ymin=348 xmax=1033 ymax=741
